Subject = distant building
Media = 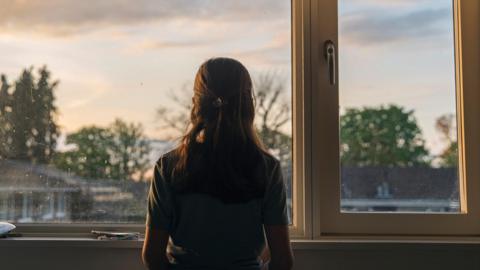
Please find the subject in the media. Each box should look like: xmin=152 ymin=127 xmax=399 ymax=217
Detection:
xmin=0 ymin=159 xmax=149 ymax=223
xmin=0 ymin=150 xmax=461 ymax=224
xmin=0 ymin=160 xmax=81 ymax=222
xmin=148 ymin=139 xmax=176 ymax=164
xmin=341 ymin=166 xmax=459 ymax=212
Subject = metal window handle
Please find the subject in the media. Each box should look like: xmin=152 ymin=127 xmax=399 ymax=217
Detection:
xmin=324 ymin=40 xmax=336 ymax=86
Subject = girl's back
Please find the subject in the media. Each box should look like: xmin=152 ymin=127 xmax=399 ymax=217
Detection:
xmin=148 ymin=150 xmax=287 ymax=269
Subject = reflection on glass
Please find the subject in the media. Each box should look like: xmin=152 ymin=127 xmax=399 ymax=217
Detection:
xmin=339 ymin=0 xmax=459 ymax=212
xmin=0 ymin=1 xmax=292 ymax=223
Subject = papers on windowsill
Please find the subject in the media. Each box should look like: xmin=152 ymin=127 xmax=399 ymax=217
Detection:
xmin=91 ymin=230 xmax=140 ymax=240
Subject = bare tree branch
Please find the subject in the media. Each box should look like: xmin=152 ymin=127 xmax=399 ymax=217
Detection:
xmin=155 ymin=72 xmax=292 ymax=159
xmin=154 ymin=85 xmax=193 ymax=139
xmin=254 ymin=72 xmax=289 ymax=134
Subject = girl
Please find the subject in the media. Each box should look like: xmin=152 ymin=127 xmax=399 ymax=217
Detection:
xmin=142 ymin=57 xmax=293 ymax=270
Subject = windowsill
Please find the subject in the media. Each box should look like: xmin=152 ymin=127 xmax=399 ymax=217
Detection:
xmin=2 ymin=236 xmax=480 ymax=250
xmin=291 ymin=238 xmax=480 ymax=250
xmin=0 ymin=236 xmax=143 ymax=248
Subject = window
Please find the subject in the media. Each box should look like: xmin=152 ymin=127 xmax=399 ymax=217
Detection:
xmin=312 ymin=0 xmax=480 ymax=236
xmin=338 ymin=0 xmax=459 ymax=213
xmin=0 ymin=0 xmax=298 ymax=232
xmin=2 ymin=0 xmax=479 ymax=239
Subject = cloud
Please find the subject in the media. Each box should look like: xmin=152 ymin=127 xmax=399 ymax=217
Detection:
xmin=140 ymin=40 xmax=201 ymax=50
xmin=231 ymin=32 xmax=291 ymax=66
xmin=0 ymin=0 xmax=289 ymax=36
xmin=340 ymin=8 xmax=451 ymax=46
xmin=62 ymin=78 xmax=111 ymax=109
xmin=125 ymin=39 xmax=207 ymax=54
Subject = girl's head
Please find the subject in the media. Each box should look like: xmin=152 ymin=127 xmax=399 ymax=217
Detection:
xmin=173 ymin=57 xmax=269 ymax=203
xmin=191 ymin=57 xmax=255 ymax=141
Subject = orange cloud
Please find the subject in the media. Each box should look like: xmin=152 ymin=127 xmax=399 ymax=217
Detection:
xmin=0 ymin=0 xmax=289 ymax=37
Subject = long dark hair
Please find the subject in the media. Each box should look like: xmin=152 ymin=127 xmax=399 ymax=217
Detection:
xmin=172 ymin=57 xmax=270 ymax=203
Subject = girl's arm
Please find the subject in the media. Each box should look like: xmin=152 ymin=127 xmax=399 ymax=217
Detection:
xmin=142 ymin=227 xmax=170 ymax=270
xmin=264 ymin=224 xmax=294 ymax=270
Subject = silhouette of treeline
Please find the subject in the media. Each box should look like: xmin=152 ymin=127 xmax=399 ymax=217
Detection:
xmin=341 ymin=105 xmax=457 ymax=168
xmin=54 ymin=119 xmax=151 ymax=181
xmin=0 ymin=67 xmax=58 ymax=163
xmin=0 ymin=67 xmax=458 ymax=183
xmin=0 ymin=67 xmax=151 ymax=181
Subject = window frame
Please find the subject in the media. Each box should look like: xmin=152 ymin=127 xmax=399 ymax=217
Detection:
xmin=288 ymin=0 xmax=312 ymax=240
xmin=311 ymin=0 xmax=480 ymax=236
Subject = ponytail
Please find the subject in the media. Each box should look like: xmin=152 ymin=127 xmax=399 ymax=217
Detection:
xmin=172 ymin=57 xmax=270 ymax=203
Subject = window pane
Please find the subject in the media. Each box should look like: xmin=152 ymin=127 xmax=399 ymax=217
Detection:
xmin=338 ymin=0 xmax=459 ymax=212
xmin=0 ymin=1 xmax=292 ymax=223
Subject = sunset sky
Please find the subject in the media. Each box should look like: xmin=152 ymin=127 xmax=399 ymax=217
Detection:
xmin=339 ymin=0 xmax=456 ymax=155
xmin=0 ymin=0 xmax=455 ymax=155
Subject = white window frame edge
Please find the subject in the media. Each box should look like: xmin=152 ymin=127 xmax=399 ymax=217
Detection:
xmin=289 ymin=0 xmax=312 ymax=240
xmin=312 ymin=0 xmax=480 ymax=237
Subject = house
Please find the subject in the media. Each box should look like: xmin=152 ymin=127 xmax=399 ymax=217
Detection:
xmin=0 ymin=159 xmax=149 ymax=223
xmin=0 ymin=159 xmax=82 ymax=222
xmin=341 ymin=166 xmax=459 ymax=212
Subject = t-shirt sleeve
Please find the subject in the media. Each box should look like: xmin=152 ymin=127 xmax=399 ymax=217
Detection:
xmin=146 ymin=158 xmax=174 ymax=231
xmin=262 ymin=160 xmax=289 ymax=225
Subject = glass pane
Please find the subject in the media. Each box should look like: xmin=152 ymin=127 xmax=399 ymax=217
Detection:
xmin=0 ymin=1 xmax=292 ymax=223
xmin=338 ymin=0 xmax=459 ymax=212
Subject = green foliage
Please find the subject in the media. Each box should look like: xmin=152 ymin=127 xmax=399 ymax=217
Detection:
xmin=258 ymin=128 xmax=291 ymax=169
xmin=439 ymin=142 xmax=458 ymax=167
xmin=435 ymin=114 xmax=458 ymax=167
xmin=108 ymin=119 xmax=151 ymax=181
xmin=32 ymin=67 xmax=59 ymax=163
xmin=54 ymin=119 xmax=151 ymax=181
xmin=10 ymin=69 xmax=35 ymax=160
xmin=340 ymin=105 xmax=430 ymax=167
xmin=0 ymin=75 xmax=12 ymax=157
xmin=54 ymin=126 xmax=114 ymax=179
xmin=0 ymin=67 xmax=59 ymax=163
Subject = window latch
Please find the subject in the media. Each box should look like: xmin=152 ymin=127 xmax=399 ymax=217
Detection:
xmin=324 ymin=40 xmax=336 ymax=86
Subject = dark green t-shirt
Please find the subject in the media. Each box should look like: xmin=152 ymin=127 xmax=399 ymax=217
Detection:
xmin=146 ymin=151 xmax=288 ymax=270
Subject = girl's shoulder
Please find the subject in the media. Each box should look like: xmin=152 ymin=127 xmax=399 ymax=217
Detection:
xmin=156 ymin=149 xmax=179 ymax=165
xmin=154 ymin=149 xmax=180 ymax=183
xmin=259 ymin=151 xmax=281 ymax=171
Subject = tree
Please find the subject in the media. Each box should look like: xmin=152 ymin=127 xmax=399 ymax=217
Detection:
xmin=253 ymin=73 xmax=291 ymax=168
xmin=435 ymin=114 xmax=457 ymax=167
xmin=54 ymin=126 xmax=114 ymax=179
xmin=0 ymin=75 xmax=10 ymax=115
xmin=340 ymin=105 xmax=430 ymax=167
xmin=54 ymin=119 xmax=151 ymax=181
xmin=155 ymin=83 xmax=192 ymax=137
xmin=155 ymin=72 xmax=292 ymax=166
xmin=0 ymin=75 xmax=12 ymax=158
xmin=108 ymin=119 xmax=151 ymax=181
xmin=1 ymin=67 xmax=59 ymax=163
xmin=10 ymin=69 xmax=36 ymax=160
xmin=31 ymin=67 xmax=59 ymax=163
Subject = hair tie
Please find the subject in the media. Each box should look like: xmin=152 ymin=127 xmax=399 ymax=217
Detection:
xmin=212 ymin=97 xmax=225 ymax=108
